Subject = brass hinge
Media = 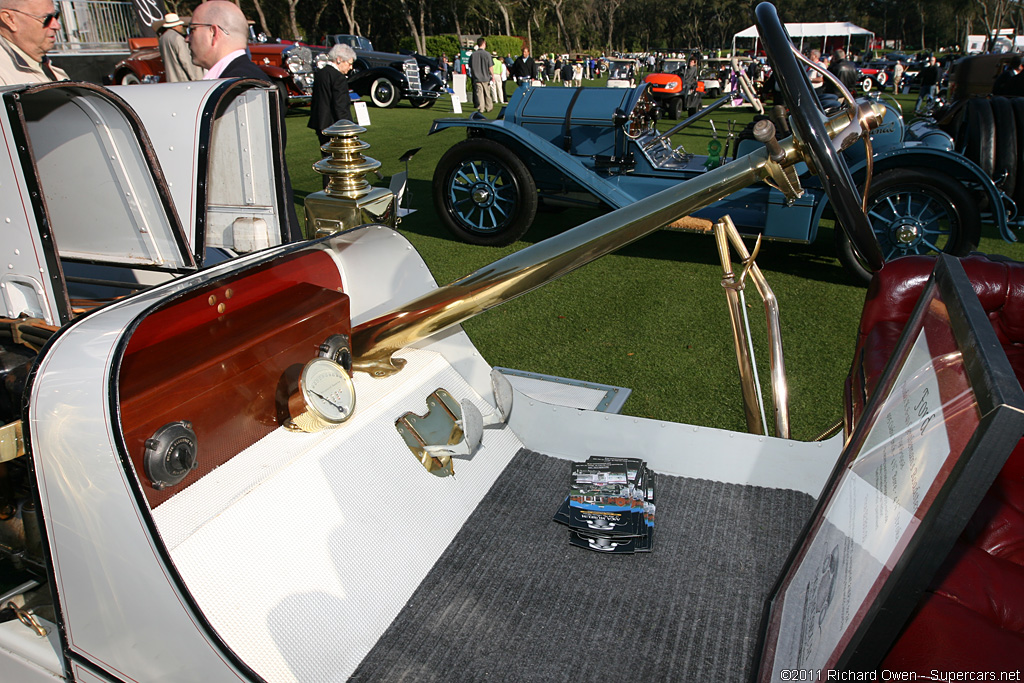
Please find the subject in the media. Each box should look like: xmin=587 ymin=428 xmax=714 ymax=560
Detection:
xmin=0 ymin=421 xmax=25 ymax=463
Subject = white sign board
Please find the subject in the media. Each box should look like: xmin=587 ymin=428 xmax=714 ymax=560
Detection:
xmin=353 ymin=101 xmax=371 ymax=126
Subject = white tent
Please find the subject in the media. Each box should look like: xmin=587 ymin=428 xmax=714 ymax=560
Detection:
xmin=732 ymin=22 xmax=874 ymax=57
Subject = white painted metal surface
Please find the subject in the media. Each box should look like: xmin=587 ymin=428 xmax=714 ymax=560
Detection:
xmin=0 ymin=87 xmax=65 ymax=325
xmin=29 ymin=256 xmax=273 ymax=682
xmin=25 ymin=87 xmax=184 ymax=267
xmin=110 ymin=81 xmax=214 ymax=250
xmin=113 ymin=81 xmax=285 ymax=255
xmin=153 ymin=348 xmax=523 ymax=682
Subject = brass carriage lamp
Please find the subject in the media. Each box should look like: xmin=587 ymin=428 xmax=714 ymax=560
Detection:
xmin=304 ymin=120 xmax=398 ymax=238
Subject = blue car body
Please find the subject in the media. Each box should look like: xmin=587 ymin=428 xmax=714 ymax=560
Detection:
xmin=429 ymin=84 xmax=1015 ymax=277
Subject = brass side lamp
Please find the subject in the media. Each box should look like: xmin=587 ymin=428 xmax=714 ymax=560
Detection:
xmin=304 ymin=120 xmax=398 ymax=238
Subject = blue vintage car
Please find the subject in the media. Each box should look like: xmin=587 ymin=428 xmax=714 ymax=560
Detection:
xmin=429 ymin=82 xmax=1017 ymax=281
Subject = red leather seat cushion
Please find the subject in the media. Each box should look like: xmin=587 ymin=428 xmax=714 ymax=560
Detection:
xmin=846 ymin=255 xmax=1024 ymax=669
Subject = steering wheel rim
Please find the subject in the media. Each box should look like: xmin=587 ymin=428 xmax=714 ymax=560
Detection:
xmin=754 ymin=2 xmax=884 ymax=272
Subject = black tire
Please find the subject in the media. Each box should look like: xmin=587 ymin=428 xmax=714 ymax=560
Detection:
xmin=432 ymin=138 xmax=538 ymax=246
xmin=964 ymin=97 xmax=995 ymax=178
xmin=409 ymin=97 xmax=436 ymax=109
xmin=369 ymin=77 xmax=400 ymax=108
xmin=667 ymin=97 xmax=682 ymax=120
xmin=120 ymin=72 xmax=141 ymax=85
xmin=836 ymin=168 xmax=981 ymax=283
xmin=275 ymin=80 xmax=290 ymax=112
xmin=991 ymin=96 xmax=1016 ymax=190
xmin=708 ymin=87 xmax=721 ymax=98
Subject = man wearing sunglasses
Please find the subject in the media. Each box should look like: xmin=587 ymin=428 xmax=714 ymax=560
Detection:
xmin=0 ymin=0 xmax=67 ymax=85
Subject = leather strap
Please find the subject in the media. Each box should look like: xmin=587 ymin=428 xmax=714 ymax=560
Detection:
xmin=563 ymin=87 xmax=585 ymax=151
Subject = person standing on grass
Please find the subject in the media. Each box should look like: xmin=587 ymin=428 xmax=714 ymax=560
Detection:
xmin=892 ymin=59 xmax=905 ymax=94
xmin=559 ymin=59 xmax=572 ymax=87
xmin=491 ymin=51 xmax=505 ymax=105
xmin=469 ymin=36 xmax=493 ymax=113
xmin=308 ymin=44 xmax=355 ymax=188
xmin=511 ymin=46 xmax=537 ymax=88
xmin=915 ymin=55 xmax=940 ymax=112
xmin=158 ymin=12 xmax=204 ymax=82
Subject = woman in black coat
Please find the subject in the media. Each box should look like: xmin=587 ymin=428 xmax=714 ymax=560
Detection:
xmin=308 ymin=43 xmax=356 ymax=145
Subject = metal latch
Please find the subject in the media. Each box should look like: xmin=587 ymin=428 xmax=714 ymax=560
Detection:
xmin=395 ymin=372 xmax=515 ymax=477
xmin=396 ymin=389 xmax=466 ymax=477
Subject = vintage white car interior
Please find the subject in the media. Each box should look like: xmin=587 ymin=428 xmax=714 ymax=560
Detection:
xmin=1 ymin=5 xmax=1022 ymax=682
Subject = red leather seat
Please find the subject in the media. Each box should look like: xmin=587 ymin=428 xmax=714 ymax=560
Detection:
xmin=845 ymin=255 xmax=1024 ymax=670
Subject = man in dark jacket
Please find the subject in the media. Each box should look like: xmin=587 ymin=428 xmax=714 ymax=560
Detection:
xmin=680 ymin=56 xmax=701 ymax=117
xmin=825 ymin=49 xmax=859 ymax=95
xmin=559 ymin=59 xmax=573 ymax=86
xmin=188 ymin=0 xmax=302 ymax=242
xmin=993 ymin=55 xmax=1023 ymax=96
xmin=915 ymin=55 xmax=941 ymax=113
xmin=510 ymin=47 xmax=537 ymax=85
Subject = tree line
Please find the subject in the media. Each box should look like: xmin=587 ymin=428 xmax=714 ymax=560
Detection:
xmin=160 ymin=0 xmax=1024 ymax=58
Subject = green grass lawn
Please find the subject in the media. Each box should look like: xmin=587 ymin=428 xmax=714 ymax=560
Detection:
xmin=283 ymin=84 xmax=1024 ymax=441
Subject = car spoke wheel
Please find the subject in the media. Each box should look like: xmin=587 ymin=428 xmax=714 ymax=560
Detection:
xmin=433 ymin=138 xmax=538 ymax=246
xmin=836 ymin=168 xmax=980 ymax=283
xmin=370 ymin=77 xmax=399 ymax=108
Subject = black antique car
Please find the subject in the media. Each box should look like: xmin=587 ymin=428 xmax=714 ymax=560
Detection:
xmin=323 ymin=34 xmax=444 ymax=108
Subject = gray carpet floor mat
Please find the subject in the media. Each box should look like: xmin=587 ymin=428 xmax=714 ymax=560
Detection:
xmin=350 ymin=448 xmax=816 ymax=682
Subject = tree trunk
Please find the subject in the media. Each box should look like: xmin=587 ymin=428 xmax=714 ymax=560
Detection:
xmin=247 ymin=0 xmax=271 ymax=36
xmin=449 ymin=0 xmax=463 ymax=50
xmin=338 ymin=0 xmax=361 ymax=35
xmin=605 ymin=0 xmax=622 ymax=52
xmin=287 ymin=0 xmax=301 ymax=41
xmin=550 ymin=0 xmax=569 ymax=53
xmin=495 ymin=0 xmax=512 ymax=35
xmin=398 ymin=0 xmax=426 ymax=54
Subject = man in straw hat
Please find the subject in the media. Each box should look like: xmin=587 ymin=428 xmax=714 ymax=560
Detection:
xmin=158 ymin=11 xmax=204 ymax=82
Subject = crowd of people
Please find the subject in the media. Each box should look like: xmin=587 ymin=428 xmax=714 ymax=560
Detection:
xmin=0 ymin=0 xmax=971 ymax=233
xmin=447 ymin=43 xmax=614 ymax=112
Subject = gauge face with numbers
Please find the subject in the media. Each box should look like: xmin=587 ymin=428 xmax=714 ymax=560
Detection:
xmin=300 ymin=358 xmax=356 ymax=424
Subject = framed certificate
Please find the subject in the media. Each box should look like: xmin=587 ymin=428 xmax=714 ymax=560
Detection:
xmin=752 ymin=255 xmax=1024 ymax=680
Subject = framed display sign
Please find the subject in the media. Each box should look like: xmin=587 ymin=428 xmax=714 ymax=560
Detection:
xmin=752 ymin=255 xmax=1024 ymax=680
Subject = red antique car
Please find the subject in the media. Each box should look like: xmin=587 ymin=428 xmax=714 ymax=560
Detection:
xmin=106 ymin=37 xmax=318 ymax=104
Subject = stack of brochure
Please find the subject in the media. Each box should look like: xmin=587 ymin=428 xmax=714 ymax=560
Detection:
xmin=553 ymin=456 xmax=656 ymax=553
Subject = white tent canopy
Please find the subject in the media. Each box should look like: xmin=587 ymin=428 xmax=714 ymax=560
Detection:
xmin=732 ymin=21 xmax=875 ymax=57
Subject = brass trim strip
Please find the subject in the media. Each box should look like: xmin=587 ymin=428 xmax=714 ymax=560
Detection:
xmin=352 ymin=105 xmax=883 ymax=378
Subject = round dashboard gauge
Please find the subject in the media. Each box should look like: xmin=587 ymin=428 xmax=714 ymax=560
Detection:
xmin=299 ymin=357 xmax=356 ymax=424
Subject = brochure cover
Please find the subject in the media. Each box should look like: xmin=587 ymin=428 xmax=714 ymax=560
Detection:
xmin=556 ymin=456 xmax=656 ymax=553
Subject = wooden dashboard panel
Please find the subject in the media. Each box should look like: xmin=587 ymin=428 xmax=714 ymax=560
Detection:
xmin=118 ymin=249 xmax=349 ymax=508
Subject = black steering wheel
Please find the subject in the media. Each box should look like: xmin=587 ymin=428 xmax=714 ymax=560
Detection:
xmin=754 ymin=2 xmax=884 ymax=272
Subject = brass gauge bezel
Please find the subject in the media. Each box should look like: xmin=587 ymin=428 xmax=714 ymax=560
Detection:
xmin=298 ymin=357 xmax=356 ymax=424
